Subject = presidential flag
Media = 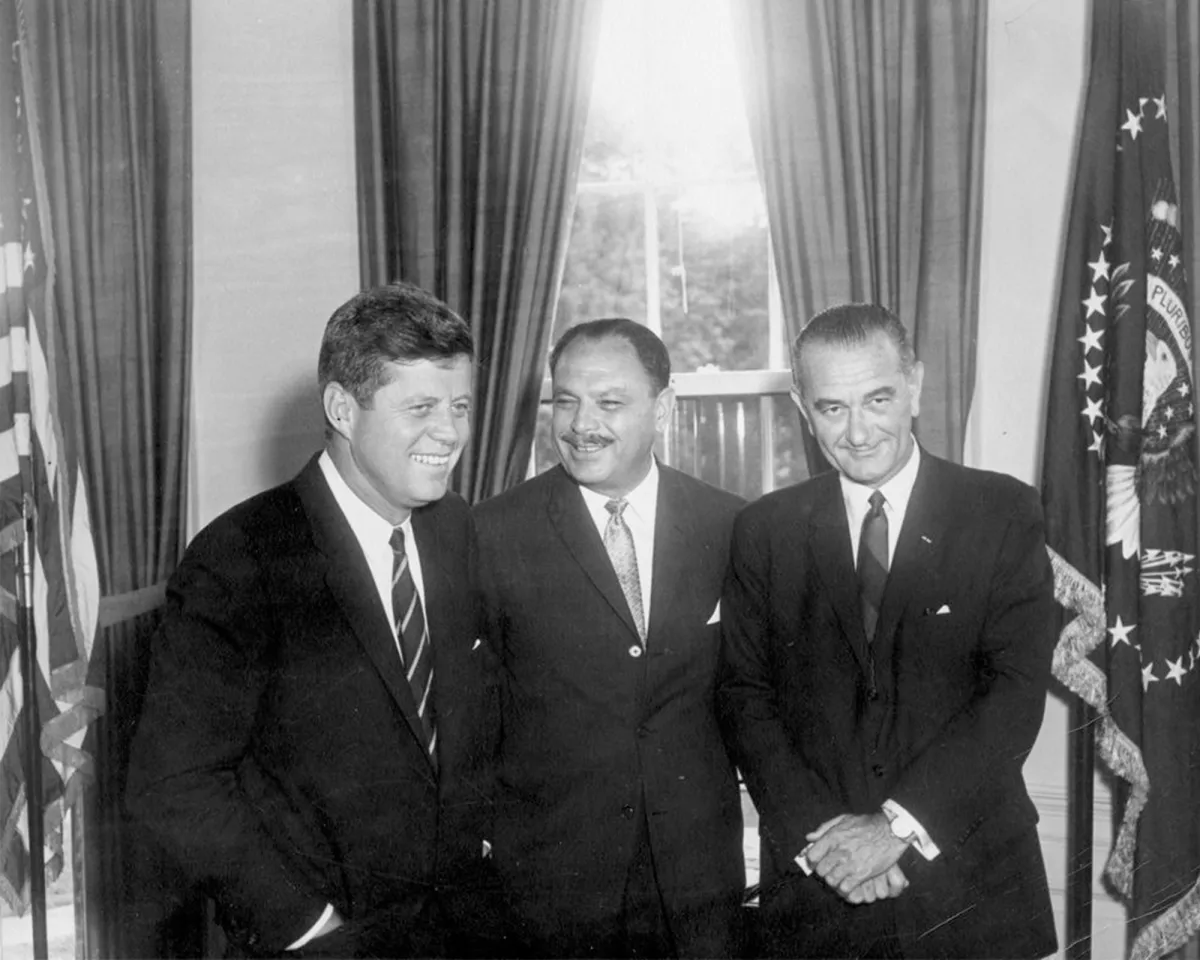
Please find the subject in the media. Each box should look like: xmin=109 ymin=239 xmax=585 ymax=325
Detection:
xmin=1042 ymin=0 xmax=1200 ymax=956
xmin=0 ymin=1 xmax=103 ymax=914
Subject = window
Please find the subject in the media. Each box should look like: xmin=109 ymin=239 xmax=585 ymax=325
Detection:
xmin=532 ymin=0 xmax=808 ymax=499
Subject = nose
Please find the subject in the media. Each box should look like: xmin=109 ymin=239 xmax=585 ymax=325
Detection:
xmin=846 ymin=406 xmax=870 ymax=446
xmin=428 ymin=406 xmax=460 ymax=445
xmin=571 ymin=401 xmax=599 ymax=434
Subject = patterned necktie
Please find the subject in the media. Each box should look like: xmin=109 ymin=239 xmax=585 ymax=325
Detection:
xmin=604 ymin=498 xmax=646 ymax=642
xmin=857 ymin=490 xmax=889 ymax=643
xmin=389 ymin=527 xmax=437 ymax=765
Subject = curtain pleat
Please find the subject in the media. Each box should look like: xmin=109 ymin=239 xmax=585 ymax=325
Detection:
xmin=732 ymin=0 xmax=987 ymax=467
xmin=355 ymin=0 xmax=601 ymax=501
xmin=22 ymin=2 xmax=193 ymax=955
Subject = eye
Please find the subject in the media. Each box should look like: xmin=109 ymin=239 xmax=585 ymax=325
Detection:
xmin=451 ymin=400 xmax=471 ymax=417
xmin=553 ymin=396 xmax=576 ymax=409
xmin=409 ymin=402 xmax=434 ymax=417
xmin=599 ymin=400 xmax=623 ymax=411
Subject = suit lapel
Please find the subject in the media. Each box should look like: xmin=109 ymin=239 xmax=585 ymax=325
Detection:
xmin=647 ymin=465 xmax=703 ymax=642
xmin=296 ymin=459 xmax=434 ymax=772
xmin=546 ymin=466 xmax=642 ymax=641
xmin=809 ymin=475 xmax=873 ymax=675
xmin=875 ymin=454 xmax=948 ymax=645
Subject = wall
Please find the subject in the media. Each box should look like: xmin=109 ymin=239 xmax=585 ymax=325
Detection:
xmin=190 ymin=0 xmax=359 ymax=533
xmin=970 ymin=0 xmax=1125 ymax=953
xmin=191 ymin=1 xmax=1123 ymax=955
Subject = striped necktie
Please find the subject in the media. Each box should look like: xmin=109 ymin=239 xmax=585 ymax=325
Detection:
xmin=604 ymin=498 xmax=646 ymax=642
xmin=857 ymin=490 xmax=889 ymax=643
xmin=390 ymin=527 xmax=437 ymax=765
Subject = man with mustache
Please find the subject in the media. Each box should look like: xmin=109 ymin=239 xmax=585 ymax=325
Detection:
xmin=127 ymin=283 xmax=496 ymax=957
xmin=474 ymin=319 xmax=746 ymax=958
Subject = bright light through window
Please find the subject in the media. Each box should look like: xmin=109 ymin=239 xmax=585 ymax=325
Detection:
xmin=538 ymin=0 xmax=806 ymax=499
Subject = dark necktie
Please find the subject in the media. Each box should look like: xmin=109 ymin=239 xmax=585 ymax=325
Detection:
xmin=389 ymin=527 xmax=437 ymax=764
xmin=604 ymin=498 xmax=646 ymax=642
xmin=857 ymin=490 xmax=889 ymax=643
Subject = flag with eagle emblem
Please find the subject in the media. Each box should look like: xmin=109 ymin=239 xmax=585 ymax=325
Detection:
xmin=1041 ymin=0 xmax=1200 ymax=957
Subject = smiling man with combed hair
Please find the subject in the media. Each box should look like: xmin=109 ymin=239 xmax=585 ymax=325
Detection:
xmin=127 ymin=282 xmax=497 ymax=957
xmin=717 ymin=302 xmax=1058 ymax=958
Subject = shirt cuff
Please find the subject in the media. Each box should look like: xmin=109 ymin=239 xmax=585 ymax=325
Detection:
xmin=882 ymin=799 xmax=941 ymax=861
xmin=286 ymin=903 xmax=335 ymax=951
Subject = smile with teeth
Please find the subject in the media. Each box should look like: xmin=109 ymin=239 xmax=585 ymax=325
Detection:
xmin=566 ymin=436 xmax=611 ymax=454
xmin=411 ymin=452 xmax=452 ymax=466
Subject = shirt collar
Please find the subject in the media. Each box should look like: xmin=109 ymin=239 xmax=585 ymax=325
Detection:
xmin=577 ymin=457 xmax=660 ymax=525
xmin=838 ymin=440 xmax=922 ymax=519
xmin=319 ymin=450 xmax=409 ymax=549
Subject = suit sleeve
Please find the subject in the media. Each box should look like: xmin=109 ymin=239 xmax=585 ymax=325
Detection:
xmin=125 ymin=520 xmax=328 ymax=954
xmin=716 ymin=508 xmax=843 ymax=865
xmin=888 ymin=484 xmax=1056 ymax=850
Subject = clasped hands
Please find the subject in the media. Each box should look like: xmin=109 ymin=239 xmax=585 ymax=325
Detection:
xmin=801 ymin=813 xmax=910 ymax=905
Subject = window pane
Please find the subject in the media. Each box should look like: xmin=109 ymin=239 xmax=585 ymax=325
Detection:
xmin=554 ymin=190 xmax=646 ymax=346
xmin=656 ymin=184 xmax=771 ymax=372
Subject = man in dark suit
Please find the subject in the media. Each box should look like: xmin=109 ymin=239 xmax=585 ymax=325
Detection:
xmin=717 ymin=303 xmax=1057 ymax=959
xmin=126 ymin=283 xmax=495 ymax=957
xmin=474 ymin=319 xmax=745 ymax=958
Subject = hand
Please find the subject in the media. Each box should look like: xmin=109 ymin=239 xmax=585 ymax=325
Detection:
xmin=845 ymin=863 xmax=909 ymax=904
xmin=805 ymin=812 xmax=909 ymax=897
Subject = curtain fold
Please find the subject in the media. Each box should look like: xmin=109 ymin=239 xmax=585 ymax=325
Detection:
xmin=22 ymin=1 xmax=193 ymax=955
xmin=732 ymin=0 xmax=987 ymax=466
xmin=355 ymin=0 xmax=601 ymax=501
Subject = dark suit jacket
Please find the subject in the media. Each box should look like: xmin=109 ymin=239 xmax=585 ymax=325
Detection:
xmin=717 ymin=452 xmax=1057 ymax=959
xmin=474 ymin=463 xmax=746 ymax=957
xmin=125 ymin=455 xmax=495 ymax=957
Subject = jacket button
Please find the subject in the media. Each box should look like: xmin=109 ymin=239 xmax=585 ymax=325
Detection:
xmin=637 ymin=725 xmax=649 ymax=738
xmin=622 ymin=804 xmax=635 ymax=819
xmin=629 ymin=645 xmax=643 ymax=658
xmin=872 ymin=764 xmax=885 ymax=778
xmin=867 ymin=687 xmax=879 ymax=701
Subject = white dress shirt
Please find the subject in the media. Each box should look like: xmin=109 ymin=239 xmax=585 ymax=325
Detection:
xmin=839 ymin=442 xmax=921 ymax=568
xmin=577 ymin=459 xmax=659 ymax=637
xmin=319 ymin=451 xmax=428 ymax=649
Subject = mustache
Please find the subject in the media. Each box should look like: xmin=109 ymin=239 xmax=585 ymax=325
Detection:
xmin=560 ymin=431 xmax=611 ymax=448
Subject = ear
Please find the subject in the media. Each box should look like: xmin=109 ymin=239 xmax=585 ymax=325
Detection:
xmin=907 ymin=361 xmax=925 ymax=418
xmin=790 ymin=385 xmax=813 ymax=431
xmin=654 ymin=386 xmax=677 ymax=434
xmin=322 ymin=381 xmax=358 ymax=442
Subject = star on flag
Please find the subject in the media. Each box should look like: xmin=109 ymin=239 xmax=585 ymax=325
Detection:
xmin=1109 ymin=616 xmax=1136 ymax=647
xmin=1122 ymin=107 xmax=1144 ymax=139
xmin=1081 ymin=396 xmax=1104 ymax=426
xmin=1078 ymin=325 xmax=1103 ymax=354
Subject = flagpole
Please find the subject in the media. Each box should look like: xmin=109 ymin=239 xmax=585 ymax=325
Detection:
xmin=1065 ymin=701 xmax=1094 ymax=960
xmin=17 ymin=495 xmax=47 ymax=960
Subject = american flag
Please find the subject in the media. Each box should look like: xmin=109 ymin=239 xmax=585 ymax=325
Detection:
xmin=0 ymin=2 xmax=102 ymax=914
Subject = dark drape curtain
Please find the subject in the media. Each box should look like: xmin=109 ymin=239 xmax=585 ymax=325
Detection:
xmin=23 ymin=2 xmax=193 ymax=956
xmin=355 ymin=0 xmax=601 ymax=502
xmin=731 ymin=0 xmax=987 ymax=468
